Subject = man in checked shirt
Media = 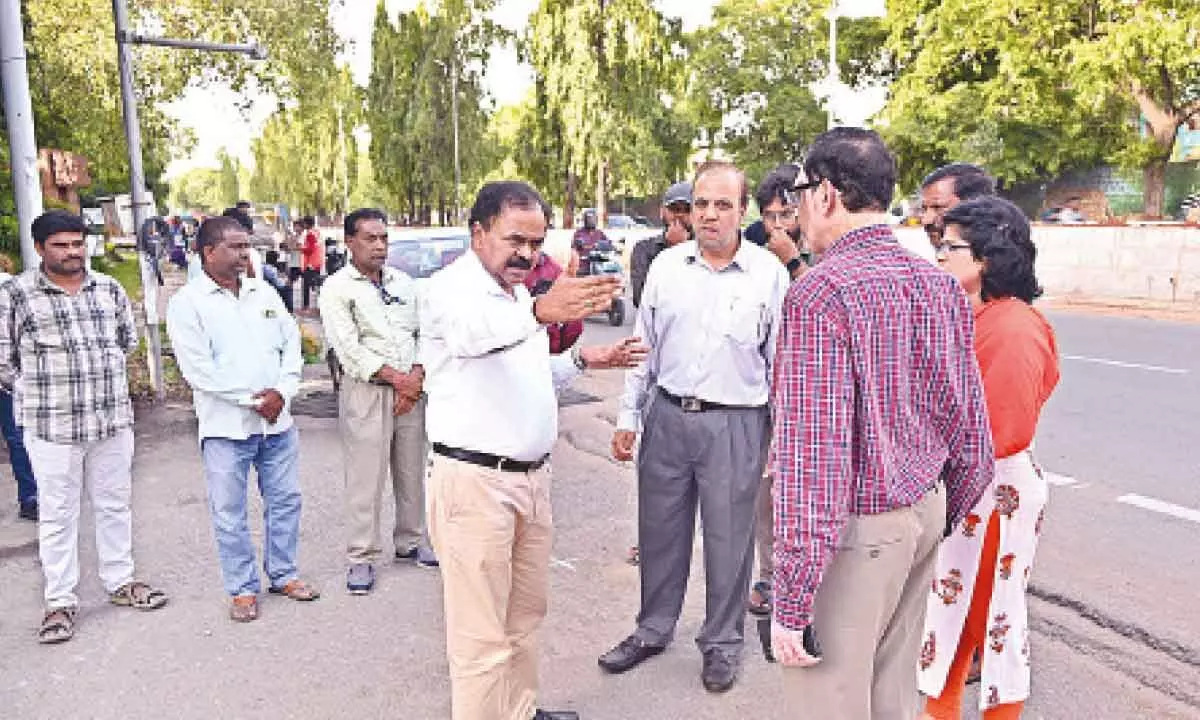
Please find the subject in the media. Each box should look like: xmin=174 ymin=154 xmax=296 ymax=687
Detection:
xmin=771 ymin=128 xmax=993 ymax=719
xmin=0 ymin=211 xmax=167 ymax=644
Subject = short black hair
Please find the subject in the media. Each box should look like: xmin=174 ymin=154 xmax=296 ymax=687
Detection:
xmin=755 ymin=164 xmax=801 ymax=212
xmin=468 ymin=181 xmax=551 ymax=231
xmin=921 ymin=163 xmax=995 ymax=201
xmin=803 ymin=127 xmax=896 ymax=212
xmin=196 ymin=216 xmax=246 ymax=263
xmin=222 ymin=207 xmax=254 ymax=233
xmin=693 ymin=160 xmax=750 ymax=210
xmin=345 ymin=208 xmax=387 ymax=237
xmin=943 ymin=196 xmax=1042 ymax=303
xmin=235 ymin=200 xmax=252 ymax=210
xmin=265 ymin=249 xmax=280 ymax=265
xmin=31 ymin=210 xmax=88 ymax=245
xmin=302 ymin=216 xmax=316 ymax=229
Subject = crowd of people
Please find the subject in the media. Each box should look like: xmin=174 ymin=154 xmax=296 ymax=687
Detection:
xmin=0 ymin=127 xmax=1061 ymax=720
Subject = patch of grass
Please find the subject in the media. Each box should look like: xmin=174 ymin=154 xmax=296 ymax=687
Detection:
xmin=92 ymin=250 xmax=144 ymax=300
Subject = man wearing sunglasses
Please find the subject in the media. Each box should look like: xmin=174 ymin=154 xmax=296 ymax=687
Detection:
xmin=320 ymin=208 xmax=437 ymax=597
xmin=771 ymin=128 xmax=993 ymax=718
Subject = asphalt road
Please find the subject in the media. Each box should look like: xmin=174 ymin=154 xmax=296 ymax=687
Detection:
xmin=0 ymin=293 xmax=1196 ymax=719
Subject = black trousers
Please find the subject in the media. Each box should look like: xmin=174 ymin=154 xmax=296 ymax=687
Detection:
xmin=302 ymin=269 xmax=320 ymax=309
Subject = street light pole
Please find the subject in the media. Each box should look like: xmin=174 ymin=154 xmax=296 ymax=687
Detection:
xmin=0 ymin=0 xmax=44 ymax=270
xmin=110 ymin=0 xmax=264 ymax=400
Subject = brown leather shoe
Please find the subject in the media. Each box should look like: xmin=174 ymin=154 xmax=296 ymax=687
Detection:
xmin=268 ymin=578 xmax=321 ymax=601
xmin=230 ymin=594 xmax=258 ymax=622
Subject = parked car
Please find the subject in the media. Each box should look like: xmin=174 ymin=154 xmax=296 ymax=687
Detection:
xmin=385 ymin=228 xmax=470 ymax=280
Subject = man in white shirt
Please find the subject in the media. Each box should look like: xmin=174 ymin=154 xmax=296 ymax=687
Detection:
xmin=599 ymin=161 xmax=789 ymax=693
xmin=167 ymin=216 xmax=320 ymax=623
xmin=420 ymin=181 xmax=646 ymax=720
xmin=320 ymin=208 xmax=436 ymax=597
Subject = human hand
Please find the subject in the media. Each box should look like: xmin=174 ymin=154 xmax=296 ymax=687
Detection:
xmin=393 ymin=390 xmax=417 ymax=416
xmin=766 ymin=228 xmax=800 ymax=267
xmin=665 ymin=218 xmax=690 ymax=246
xmin=772 ymin=621 xmax=822 ymax=669
xmin=252 ymin=389 xmax=285 ymax=424
xmin=611 ymin=430 xmax=637 ymax=461
xmin=534 ymin=276 xmax=622 ymax=323
xmin=393 ymin=366 xmax=425 ymax=401
xmin=580 ymin=337 xmax=648 ymax=370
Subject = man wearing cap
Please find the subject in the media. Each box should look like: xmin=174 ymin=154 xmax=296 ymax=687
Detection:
xmin=628 ymin=181 xmax=693 ymax=309
xmin=600 ymin=161 xmax=789 ymax=694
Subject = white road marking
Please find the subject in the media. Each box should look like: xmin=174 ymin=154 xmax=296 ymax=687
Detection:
xmin=1116 ymin=494 xmax=1200 ymax=525
xmin=1061 ymin=354 xmax=1188 ymax=375
xmin=1044 ymin=472 xmax=1078 ymax=487
xmin=549 ymin=557 xmax=577 ymax=572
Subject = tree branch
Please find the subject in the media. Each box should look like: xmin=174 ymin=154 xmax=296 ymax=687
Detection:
xmin=1131 ymin=80 xmax=1179 ymax=146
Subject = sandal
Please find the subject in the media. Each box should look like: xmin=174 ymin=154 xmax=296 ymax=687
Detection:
xmin=268 ymin=578 xmax=321 ymax=601
xmin=747 ymin=580 xmax=772 ymax=616
xmin=110 ymin=581 xmax=168 ymax=610
xmin=230 ymin=594 xmax=259 ymax=623
xmin=38 ymin=607 xmax=77 ymax=644
xmin=626 ymin=545 xmax=640 ymax=566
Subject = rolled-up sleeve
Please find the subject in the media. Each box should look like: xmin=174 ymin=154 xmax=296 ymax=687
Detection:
xmin=771 ymin=282 xmax=854 ymax=631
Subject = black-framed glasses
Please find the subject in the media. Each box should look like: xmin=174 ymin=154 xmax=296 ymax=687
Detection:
xmin=933 ymin=243 xmax=972 ymax=256
xmin=785 ymin=178 xmax=822 ymax=205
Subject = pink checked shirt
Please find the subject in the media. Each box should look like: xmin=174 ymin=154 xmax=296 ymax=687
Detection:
xmin=771 ymin=224 xmax=994 ymax=631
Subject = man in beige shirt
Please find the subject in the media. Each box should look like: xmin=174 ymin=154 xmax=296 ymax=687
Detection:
xmin=320 ymin=208 xmax=434 ymax=595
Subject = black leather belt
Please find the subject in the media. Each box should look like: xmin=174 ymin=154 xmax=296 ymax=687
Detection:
xmin=432 ymin=443 xmax=547 ymax=473
xmin=658 ymin=387 xmax=762 ymax=413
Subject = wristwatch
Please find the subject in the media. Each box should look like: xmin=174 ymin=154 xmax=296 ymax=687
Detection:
xmin=786 ymin=256 xmax=804 ymax=276
xmin=571 ymin=345 xmax=588 ymax=371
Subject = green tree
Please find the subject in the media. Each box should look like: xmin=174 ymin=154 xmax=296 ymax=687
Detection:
xmin=524 ymin=0 xmax=691 ymax=225
xmin=167 ymin=166 xmax=225 ymax=213
xmin=683 ymin=0 xmax=830 ymax=183
xmin=217 ymin=149 xmax=241 ymax=208
xmin=881 ymin=0 xmax=1199 ymax=215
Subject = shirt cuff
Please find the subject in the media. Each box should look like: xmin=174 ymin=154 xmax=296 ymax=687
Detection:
xmin=616 ymin=410 xmax=641 ymax=433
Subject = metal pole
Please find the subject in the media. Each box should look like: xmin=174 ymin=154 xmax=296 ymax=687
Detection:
xmin=828 ymin=9 xmax=838 ymax=130
xmin=112 ymin=0 xmax=164 ymax=400
xmin=0 ymin=0 xmax=44 ymax=270
xmin=337 ymin=103 xmax=348 ymax=213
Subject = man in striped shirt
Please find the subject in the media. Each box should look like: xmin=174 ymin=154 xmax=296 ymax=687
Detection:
xmin=770 ymin=129 xmax=993 ymax=718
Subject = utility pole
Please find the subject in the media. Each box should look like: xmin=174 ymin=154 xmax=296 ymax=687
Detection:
xmin=0 ymin=0 xmax=44 ymax=269
xmin=111 ymin=0 xmax=264 ymax=400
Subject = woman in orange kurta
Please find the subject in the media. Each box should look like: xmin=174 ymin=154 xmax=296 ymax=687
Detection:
xmin=919 ymin=196 xmax=1060 ymax=719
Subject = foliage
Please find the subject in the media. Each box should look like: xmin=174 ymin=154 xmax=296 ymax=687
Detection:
xmin=880 ymin=0 xmax=1200 ymax=215
xmin=92 ymin=250 xmax=143 ymax=300
xmin=366 ymin=0 xmax=501 ymax=224
xmin=167 ymin=166 xmax=225 ymax=214
xmin=523 ymin=0 xmax=691 ymax=220
xmin=683 ymin=0 xmax=830 ymax=183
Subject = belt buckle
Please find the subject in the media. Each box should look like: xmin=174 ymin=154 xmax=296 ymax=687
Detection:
xmin=680 ymin=396 xmax=704 ymax=413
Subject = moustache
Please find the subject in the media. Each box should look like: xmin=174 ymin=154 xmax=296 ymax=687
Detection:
xmin=506 ymin=257 xmax=533 ymax=271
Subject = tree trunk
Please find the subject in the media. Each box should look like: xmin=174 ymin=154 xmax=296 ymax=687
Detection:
xmin=564 ymin=172 xmax=577 ymax=229
xmin=596 ymin=159 xmax=609 ymax=227
xmin=1143 ymin=159 xmax=1167 ymax=219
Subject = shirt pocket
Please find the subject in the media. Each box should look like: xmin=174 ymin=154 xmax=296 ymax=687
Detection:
xmin=722 ymin=296 xmax=767 ymax=347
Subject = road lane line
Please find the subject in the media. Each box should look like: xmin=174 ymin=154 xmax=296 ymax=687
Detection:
xmin=1061 ymin=354 xmax=1188 ymax=375
xmin=550 ymin=556 xmax=577 ymax=572
xmin=1044 ymin=472 xmax=1078 ymax=487
xmin=1116 ymin=494 xmax=1200 ymax=525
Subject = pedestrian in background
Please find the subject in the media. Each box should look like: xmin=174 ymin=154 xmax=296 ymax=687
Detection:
xmin=523 ymin=251 xmax=583 ymax=355
xmin=420 ymin=180 xmax=646 ymax=720
xmin=0 ymin=254 xmax=38 ymax=522
xmin=0 ymin=210 xmax=167 ymax=644
xmin=300 ymin=216 xmax=323 ymax=313
xmin=920 ymin=163 xmax=996 ymax=246
xmin=601 ymin=161 xmax=789 ymax=694
xmin=628 ymin=181 xmax=693 ymax=310
xmin=771 ymin=128 xmax=994 ymax=719
xmin=167 ymin=216 xmax=319 ymax=623
xmin=920 ymin=196 xmax=1060 ymax=720
xmin=320 ymin=208 xmax=437 ymax=597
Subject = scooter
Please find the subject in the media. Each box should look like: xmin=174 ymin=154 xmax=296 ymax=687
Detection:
xmin=578 ymin=249 xmax=627 ymax=327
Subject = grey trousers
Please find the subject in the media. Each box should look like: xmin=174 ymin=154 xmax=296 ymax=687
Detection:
xmin=633 ymin=390 xmax=769 ymax=655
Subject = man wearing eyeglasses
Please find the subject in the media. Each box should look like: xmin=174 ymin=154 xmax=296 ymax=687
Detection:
xmin=770 ymin=128 xmax=993 ymax=719
xmin=601 ymin=160 xmax=789 ymax=694
xmin=752 ymin=163 xmax=810 ymax=282
xmin=320 ymin=208 xmax=437 ymax=595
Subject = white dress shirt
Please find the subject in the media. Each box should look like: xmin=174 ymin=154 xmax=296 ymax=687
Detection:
xmin=617 ymin=239 xmax=789 ymax=431
xmin=419 ymin=251 xmax=579 ymax=462
xmin=166 ymin=273 xmax=303 ymax=441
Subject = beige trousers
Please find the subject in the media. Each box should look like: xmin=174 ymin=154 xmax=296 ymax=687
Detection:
xmin=756 ymin=472 xmax=775 ymax=583
xmin=427 ymin=454 xmax=553 ymax=720
xmin=781 ymin=485 xmax=946 ymax=720
xmin=339 ymin=377 xmax=428 ymax=564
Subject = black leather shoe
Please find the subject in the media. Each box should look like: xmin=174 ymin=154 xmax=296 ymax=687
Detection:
xmin=533 ymin=710 xmax=579 ymax=720
xmin=701 ymin=647 xmax=738 ymax=693
xmin=598 ymin=634 xmax=665 ymax=674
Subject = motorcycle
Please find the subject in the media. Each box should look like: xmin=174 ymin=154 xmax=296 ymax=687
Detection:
xmin=577 ymin=248 xmax=627 ymax=327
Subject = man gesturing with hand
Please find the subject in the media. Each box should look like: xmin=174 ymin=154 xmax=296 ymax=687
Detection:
xmin=420 ymin=181 xmax=645 ymax=720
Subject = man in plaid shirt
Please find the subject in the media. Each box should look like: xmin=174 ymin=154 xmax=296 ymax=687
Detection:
xmin=770 ymin=129 xmax=993 ymax=718
xmin=0 ymin=211 xmax=167 ymax=644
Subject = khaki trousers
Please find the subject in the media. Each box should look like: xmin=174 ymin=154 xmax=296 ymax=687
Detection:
xmin=339 ymin=378 xmax=428 ymax=563
xmin=756 ymin=472 xmax=775 ymax=583
xmin=782 ymin=485 xmax=946 ymax=720
xmin=428 ymin=454 xmax=553 ymax=720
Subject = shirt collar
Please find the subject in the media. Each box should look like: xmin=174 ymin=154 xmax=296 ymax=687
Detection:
xmin=346 ymin=262 xmax=402 ymax=285
xmin=822 ymin=224 xmax=896 ymax=261
xmin=463 ymin=250 xmax=530 ymax=301
xmin=683 ymin=236 xmax=752 ymax=273
xmin=195 ymin=270 xmax=258 ymax=296
xmin=35 ymin=268 xmax=97 ymax=294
